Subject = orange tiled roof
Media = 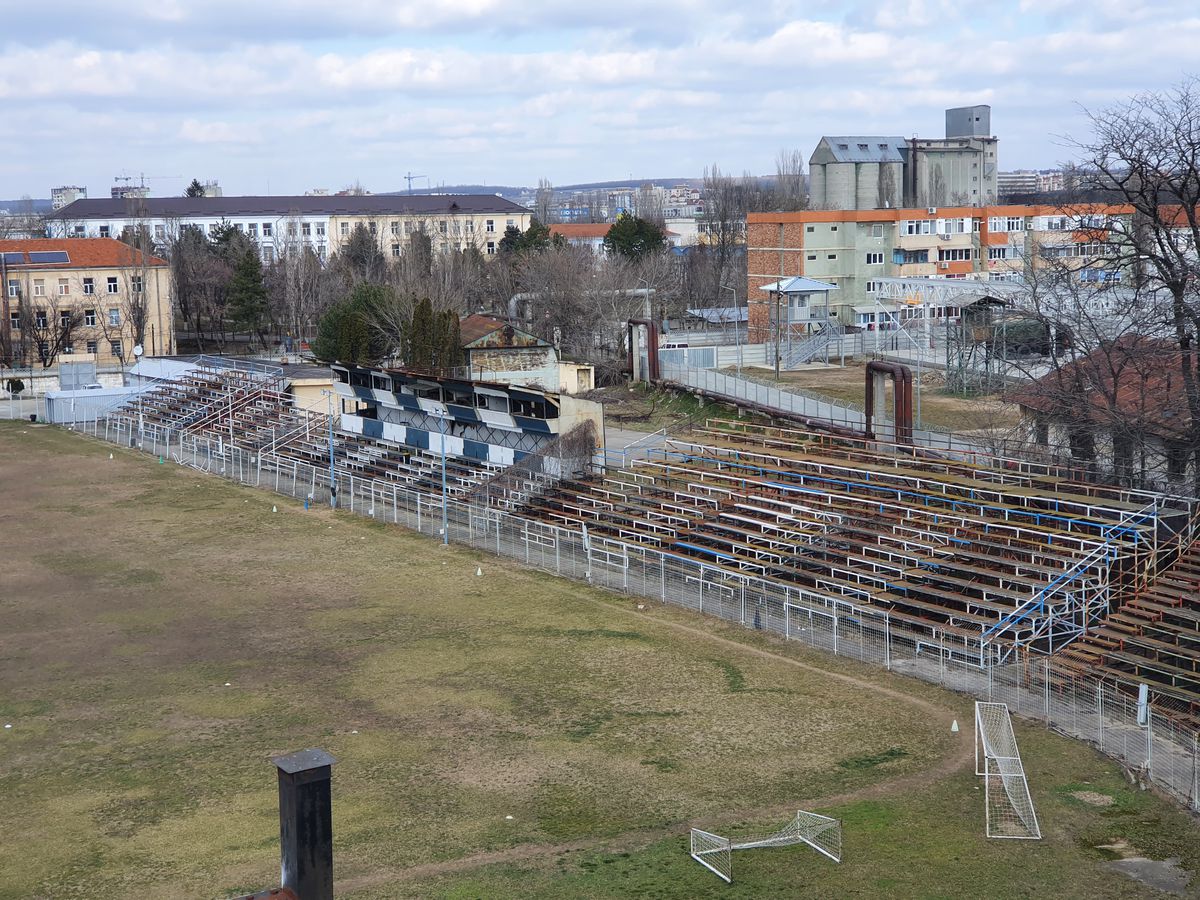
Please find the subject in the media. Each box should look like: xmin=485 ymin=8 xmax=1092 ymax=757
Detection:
xmin=550 ymin=223 xmax=612 ymax=240
xmin=0 ymin=237 xmax=167 ymax=269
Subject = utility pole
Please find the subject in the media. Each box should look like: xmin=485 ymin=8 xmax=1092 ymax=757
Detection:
xmin=322 ymin=389 xmax=337 ymax=508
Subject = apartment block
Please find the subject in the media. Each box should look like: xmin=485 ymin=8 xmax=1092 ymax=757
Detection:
xmin=745 ymin=203 xmax=1132 ymax=338
xmin=1 ymin=238 xmax=173 ymax=369
xmin=46 ymin=195 xmax=531 ymax=263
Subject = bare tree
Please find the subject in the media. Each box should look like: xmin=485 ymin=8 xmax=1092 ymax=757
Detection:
xmin=1066 ymin=76 xmax=1200 ymax=490
xmin=535 ymin=178 xmax=556 ymax=225
xmin=774 ymin=148 xmax=808 ymax=211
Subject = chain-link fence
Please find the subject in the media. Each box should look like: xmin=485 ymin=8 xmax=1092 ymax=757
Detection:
xmin=76 ymin=413 xmax=1200 ymax=814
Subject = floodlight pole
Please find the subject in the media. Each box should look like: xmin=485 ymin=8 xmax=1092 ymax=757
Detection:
xmin=721 ymin=283 xmax=741 ymax=375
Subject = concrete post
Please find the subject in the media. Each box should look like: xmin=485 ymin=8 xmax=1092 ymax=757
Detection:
xmin=272 ymin=748 xmax=336 ymax=900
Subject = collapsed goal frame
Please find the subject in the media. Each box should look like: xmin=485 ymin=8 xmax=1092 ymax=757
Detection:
xmin=689 ymin=810 xmax=842 ymax=884
xmin=975 ymin=701 xmax=1041 ymax=840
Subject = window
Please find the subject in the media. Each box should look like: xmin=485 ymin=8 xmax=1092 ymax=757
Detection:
xmin=73 ymin=225 xmax=85 ymax=236
xmin=315 ymin=223 xmax=325 ymax=237
xmin=302 ymin=223 xmax=311 ymax=237
xmin=941 ymin=218 xmax=966 ymax=234
xmin=830 ymin=225 xmax=838 ymax=232
xmin=33 ymin=279 xmax=45 ymax=296
xmin=486 ymin=219 xmax=495 ymax=233
xmin=62 ymin=342 xmax=74 ymax=355
xmin=262 ymin=245 xmax=274 ymax=263
xmin=1007 ymin=216 xmax=1024 ymax=232
xmin=938 ymin=247 xmax=972 ymax=261
xmin=466 ymin=220 xmax=474 ymax=233
xmin=439 ymin=220 xmax=447 ymax=234
xmin=86 ymin=339 xmax=97 ymax=354
xmin=368 ymin=222 xmax=377 ymax=235
xmin=108 ymin=308 xmax=120 ymax=327
xmin=506 ymin=219 xmax=515 ymax=227
xmin=84 ymin=309 xmax=96 ymax=326
xmin=99 ymin=225 xmax=110 ymax=238
xmin=988 ymin=247 xmax=1008 ymax=260
xmin=340 ymin=222 xmax=350 ymax=237
xmin=83 ymin=277 xmax=94 ymax=295
xmin=894 ymin=249 xmax=929 ymax=264
xmin=234 ymin=223 xmax=244 ymax=232
xmin=391 ymin=221 xmax=400 ymax=236
xmin=262 ymin=223 xmax=273 ymax=237
xmin=904 ymin=220 xmax=933 ymax=235
xmin=391 ymin=243 xmax=401 ymax=258
xmin=806 ymin=225 xmax=815 ymax=233
xmin=871 ymin=224 xmax=884 ymax=238
xmin=9 ymin=311 xmax=19 ymax=329
xmin=60 ymin=310 xmax=72 ymax=329
xmin=827 ymin=253 xmax=836 ymax=260
xmin=131 ymin=275 xmax=143 ymax=294
xmin=806 ymin=254 xmax=817 ymax=261
xmin=110 ymin=340 xmax=123 ymax=357
xmin=35 ymin=309 xmax=47 ymax=328
xmin=7 ymin=279 xmax=18 ymax=297
xmin=248 ymin=223 xmax=258 ymax=237
xmin=287 ymin=223 xmax=297 ymax=238
xmin=57 ymin=278 xmax=69 ymax=296
xmin=865 ymin=280 xmax=883 ymax=293
xmin=866 ymin=252 xmax=884 ymax=265
xmin=107 ymin=277 xmax=119 ymax=293
xmin=486 ymin=241 xmax=496 ymax=255
xmin=37 ymin=341 xmax=48 ymax=360
xmin=154 ymin=224 xmax=165 ymax=241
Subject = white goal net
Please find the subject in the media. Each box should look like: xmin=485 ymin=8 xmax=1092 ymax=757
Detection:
xmin=975 ymin=701 xmax=1041 ymax=839
xmin=689 ymin=810 xmax=842 ymax=883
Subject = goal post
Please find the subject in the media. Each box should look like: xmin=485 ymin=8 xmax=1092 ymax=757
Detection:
xmin=689 ymin=828 xmax=732 ymax=883
xmin=689 ymin=810 xmax=841 ymax=883
xmin=975 ymin=701 xmax=1041 ymax=839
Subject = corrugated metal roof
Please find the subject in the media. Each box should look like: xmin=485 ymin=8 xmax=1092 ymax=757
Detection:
xmin=758 ymin=277 xmax=839 ymax=293
xmin=49 ymin=194 xmax=528 ymax=221
xmin=817 ymin=136 xmax=908 ymax=163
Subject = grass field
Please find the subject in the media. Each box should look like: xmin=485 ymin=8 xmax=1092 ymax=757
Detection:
xmin=1 ymin=421 xmax=1198 ymax=899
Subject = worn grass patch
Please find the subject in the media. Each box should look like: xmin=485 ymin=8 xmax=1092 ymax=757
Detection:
xmin=1 ymin=421 xmax=1197 ymax=899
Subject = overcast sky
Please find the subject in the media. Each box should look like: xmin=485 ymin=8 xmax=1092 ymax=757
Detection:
xmin=1 ymin=0 xmax=1196 ymax=198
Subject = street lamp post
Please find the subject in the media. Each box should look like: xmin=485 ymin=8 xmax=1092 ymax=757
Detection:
xmin=437 ymin=410 xmax=449 ymax=545
xmin=321 ymin=389 xmax=337 ymax=508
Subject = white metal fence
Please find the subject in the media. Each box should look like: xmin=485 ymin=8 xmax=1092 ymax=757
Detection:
xmin=75 ymin=413 xmax=1200 ymax=814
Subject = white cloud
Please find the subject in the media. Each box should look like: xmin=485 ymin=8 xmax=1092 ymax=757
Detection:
xmin=0 ymin=3 xmax=1198 ymax=193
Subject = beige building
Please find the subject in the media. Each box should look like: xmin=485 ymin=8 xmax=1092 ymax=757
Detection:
xmin=47 ymin=195 xmax=531 ymax=263
xmin=1 ymin=238 xmax=173 ymax=370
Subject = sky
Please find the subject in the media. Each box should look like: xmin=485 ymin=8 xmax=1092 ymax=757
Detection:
xmin=1 ymin=0 xmax=1197 ymax=198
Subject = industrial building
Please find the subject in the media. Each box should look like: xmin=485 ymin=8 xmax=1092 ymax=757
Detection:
xmin=808 ymin=106 xmax=998 ymax=211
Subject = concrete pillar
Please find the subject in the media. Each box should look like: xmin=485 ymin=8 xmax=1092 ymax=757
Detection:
xmin=272 ymin=748 xmax=336 ymax=900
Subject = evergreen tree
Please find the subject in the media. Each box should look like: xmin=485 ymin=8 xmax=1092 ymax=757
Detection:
xmin=227 ymin=248 xmax=269 ymax=338
xmin=185 ymin=178 xmax=206 ymax=198
xmin=603 ymin=212 xmax=667 ymax=259
xmin=311 ymin=283 xmax=390 ymax=365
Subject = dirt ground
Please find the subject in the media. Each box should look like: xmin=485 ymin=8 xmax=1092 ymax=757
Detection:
xmin=1 ymin=422 xmax=1196 ymax=899
xmin=761 ymin=362 xmax=1020 ymax=433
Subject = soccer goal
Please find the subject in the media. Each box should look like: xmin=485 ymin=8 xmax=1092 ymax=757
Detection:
xmin=689 ymin=810 xmax=842 ymax=884
xmin=975 ymin=701 xmax=1041 ymax=839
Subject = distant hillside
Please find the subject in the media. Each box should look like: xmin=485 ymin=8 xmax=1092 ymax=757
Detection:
xmin=0 ymin=198 xmax=52 ymax=214
xmin=384 ymin=177 xmax=703 ymax=198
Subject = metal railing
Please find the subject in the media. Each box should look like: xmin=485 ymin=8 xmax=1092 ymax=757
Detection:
xmin=75 ymin=413 xmax=1200 ymax=815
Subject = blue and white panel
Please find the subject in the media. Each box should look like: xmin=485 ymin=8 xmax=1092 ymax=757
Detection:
xmin=340 ymin=414 xmax=516 ymax=466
